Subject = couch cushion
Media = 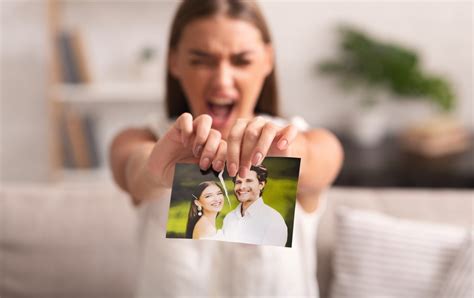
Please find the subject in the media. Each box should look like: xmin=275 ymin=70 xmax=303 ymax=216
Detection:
xmin=317 ymin=188 xmax=473 ymax=298
xmin=436 ymin=231 xmax=473 ymax=298
xmin=329 ymin=208 xmax=466 ymax=298
xmin=0 ymin=183 xmax=139 ymax=298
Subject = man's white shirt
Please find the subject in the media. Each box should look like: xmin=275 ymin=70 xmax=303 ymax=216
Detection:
xmin=222 ymin=197 xmax=288 ymax=246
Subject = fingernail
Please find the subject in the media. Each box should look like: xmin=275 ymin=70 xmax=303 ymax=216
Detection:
xmin=228 ymin=163 xmax=237 ymax=177
xmin=252 ymin=152 xmax=263 ymax=165
xmin=277 ymin=139 xmax=288 ymax=150
xmin=194 ymin=145 xmax=203 ymax=157
xmin=239 ymin=166 xmax=248 ymax=178
xmin=200 ymin=157 xmax=210 ymax=170
xmin=213 ymin=160 xmax=223 ymax=171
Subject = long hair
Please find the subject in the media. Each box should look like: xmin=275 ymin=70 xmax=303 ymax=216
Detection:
xmin=185 ymin=181 xmax=224 ymax=239
xmin=165 ymin=0 xmax=280 ymax=118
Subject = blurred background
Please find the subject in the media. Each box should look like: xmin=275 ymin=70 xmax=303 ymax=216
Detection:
xmin=0 ymin=2 xmax=472 ymax=298
xmin=0 ymin=0 xmax=472 ymax=188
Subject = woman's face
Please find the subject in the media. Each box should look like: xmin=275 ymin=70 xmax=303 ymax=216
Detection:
xmin=196 ymin=184 xmax=224 ymax=214
xmin=170 ymin=15 xmax=274 ymax=138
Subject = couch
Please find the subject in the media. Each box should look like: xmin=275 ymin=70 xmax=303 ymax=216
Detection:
xmin=1 ymin=183 xmax=472 ymax=297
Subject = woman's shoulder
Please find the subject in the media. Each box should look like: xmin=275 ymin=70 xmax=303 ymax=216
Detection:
xmin=192 ymin=218 xmax=216 ymax=239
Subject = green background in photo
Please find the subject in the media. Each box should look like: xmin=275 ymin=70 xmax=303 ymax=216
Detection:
xmin=166 ymin=157 xmax=300 ymax=247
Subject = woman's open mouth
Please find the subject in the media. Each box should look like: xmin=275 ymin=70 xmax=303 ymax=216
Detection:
xmin=206 ymin=99 xmax=236 ymax=128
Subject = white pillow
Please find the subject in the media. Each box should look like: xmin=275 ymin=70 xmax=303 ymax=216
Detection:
xmin=330 ymin=208 xmax=467 ymax=298
xmin=436 ymin=231 xmax=473 ymax=298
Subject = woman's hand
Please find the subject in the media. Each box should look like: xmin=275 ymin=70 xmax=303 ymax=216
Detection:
xmin=147 ymin=113 xmax=227 ymax=189
xmin=225 ymin=116 xmax=298 ymax=178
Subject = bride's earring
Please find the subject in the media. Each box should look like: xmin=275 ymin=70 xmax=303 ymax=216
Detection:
xmin=197 ymin=205 xmax=202 ymax=216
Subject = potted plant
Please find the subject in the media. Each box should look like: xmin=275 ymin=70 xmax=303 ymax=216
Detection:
xmin=319 ymin=25 xmax=455 ymax=147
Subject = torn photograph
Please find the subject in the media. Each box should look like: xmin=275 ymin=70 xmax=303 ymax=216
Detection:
xmin=166 ymin=157 xmax=301 ymax=247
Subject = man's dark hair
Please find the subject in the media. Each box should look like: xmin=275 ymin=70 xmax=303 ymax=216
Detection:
xmin=233 ymin=164 xmax=268 ymax=196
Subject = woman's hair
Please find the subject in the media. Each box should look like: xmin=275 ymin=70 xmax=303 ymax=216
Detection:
xmin=185 ymin=181 xmax=224 ymax=238
xmin=166 ymin=0 xmax=280 ymax=118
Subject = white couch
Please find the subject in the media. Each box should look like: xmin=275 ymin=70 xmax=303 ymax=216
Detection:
xmin=0 ymin=183 xmax=472 ymax=297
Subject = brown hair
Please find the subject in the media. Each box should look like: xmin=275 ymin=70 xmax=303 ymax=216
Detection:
xmin=165 ymin=0 xmax=279 ymax=118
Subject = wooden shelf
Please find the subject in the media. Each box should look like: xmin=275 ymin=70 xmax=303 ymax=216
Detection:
xmin=52 ymin=82 xmax=163 ymax=104
xmin=46 ymin=0 xmax=165 ymax=184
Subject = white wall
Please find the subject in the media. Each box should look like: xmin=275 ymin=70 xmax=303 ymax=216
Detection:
xmin=261 ymin=1 xmax=473 ymax=130
xmin=1 ymin=1 xmax=50 ymax=182
xmin=1 ymin=0 xmax=472 ymax=182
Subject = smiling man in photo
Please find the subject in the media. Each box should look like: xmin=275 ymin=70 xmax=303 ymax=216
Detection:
xmin=222 ymin=164 xmax=288 ymax=246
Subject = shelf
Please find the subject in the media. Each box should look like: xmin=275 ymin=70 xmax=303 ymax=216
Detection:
xmin=52 ymin=82 xmax=163 ymax=103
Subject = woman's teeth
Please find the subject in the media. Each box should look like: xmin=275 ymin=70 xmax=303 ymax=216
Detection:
xmin=211 ymin=202 xmax=222 ymax=207
xmin=207 ymin=101 xmax=235 ymax=128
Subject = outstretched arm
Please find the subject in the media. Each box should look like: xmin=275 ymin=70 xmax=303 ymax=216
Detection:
xmin=109 ymin=114 xmax=227 ymax=205
xmin=109 ymin=127 xmax=161 ymax=204
xmin=292 ymin=129 xmax=344 ymax=212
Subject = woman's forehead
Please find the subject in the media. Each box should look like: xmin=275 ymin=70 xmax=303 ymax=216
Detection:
xmin=203 ymin=184 xmax=220 ymax=193
xmin=179 ymin=15 xmax=265 ymax=54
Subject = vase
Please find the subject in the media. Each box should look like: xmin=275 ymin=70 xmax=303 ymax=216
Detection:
xmin=350 ymin=103 xmax=387 ymax=147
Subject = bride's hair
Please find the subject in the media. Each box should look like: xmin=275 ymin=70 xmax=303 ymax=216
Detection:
xmin=186 ymin=181 xmax=224 ymax=239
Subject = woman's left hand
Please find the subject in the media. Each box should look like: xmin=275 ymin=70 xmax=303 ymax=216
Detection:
xmin=225 ymin=116 xmax=298 ymax=177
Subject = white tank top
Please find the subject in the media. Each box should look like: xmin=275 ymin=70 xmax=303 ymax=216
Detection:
xmin=135 ymin=113 xmax=325 ymax=297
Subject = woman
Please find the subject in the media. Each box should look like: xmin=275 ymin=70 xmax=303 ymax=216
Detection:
xmin=185 ymin=181 xmax=225 ymax=239
xmin=110 ymin=0 xmax=343 ymax=296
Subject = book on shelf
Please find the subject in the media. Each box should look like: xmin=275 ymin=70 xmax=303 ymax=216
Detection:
xmin=56 ymin=29 xmax=91 ymax=84
xmin=60 ymin=109 xmax=100 ymax=169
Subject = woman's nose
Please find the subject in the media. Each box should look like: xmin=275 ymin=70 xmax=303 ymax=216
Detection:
xmin=212 ymin=62 xmax=234 ymax=88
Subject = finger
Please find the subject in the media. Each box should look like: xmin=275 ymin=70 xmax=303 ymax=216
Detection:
xmin=212 ymin=140 xmax=227 ymax=172
xmin=192 ymin=114 xmax=213 ymax=157
xmin=176 ymin=113 xmax=193 ymax=146
xmin=199 ymin=129 xmax=221 ymax=170
xmin=251 ymin=122 xmax=279 ymax=164
xmin=276 ymin=124 xmax=298 ymax=151
xmin=226 ymin=118 xmax=248 ymax=177
xmin=240 ymin=116 xmax=266 ymax=176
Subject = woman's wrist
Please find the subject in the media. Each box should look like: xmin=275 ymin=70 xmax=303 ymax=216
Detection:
xmin=125 ymin=142 xmax=168 ymax=204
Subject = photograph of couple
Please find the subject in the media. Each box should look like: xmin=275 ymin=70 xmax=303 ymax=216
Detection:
xmin=166 ymin=157 xmax=300 ymax=247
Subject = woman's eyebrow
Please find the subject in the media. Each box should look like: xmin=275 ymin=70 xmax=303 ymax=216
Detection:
xmin=232 ymin=50 xmax=254 ymax=57
xmin=188 ymin=49 xmax=254 ymax=57
xmin=188 ymin=49 xmax=213 ymax=57
xmin=204 ymin=191 xmax=222 ymax=196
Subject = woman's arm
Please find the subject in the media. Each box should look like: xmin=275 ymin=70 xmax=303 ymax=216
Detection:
xmin=293 ymin=129 xmax=344 ymax=213
xmin=109 ymin=114 xmax=227 ymax=205
xmin=109 ymin=127 xmax=165 ymax=204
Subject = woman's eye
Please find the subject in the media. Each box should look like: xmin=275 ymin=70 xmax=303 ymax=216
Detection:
xmin=232 ymin=58 xmax=251 ymax=66
xmin=190 ymin=59 xmax=204 ymax=65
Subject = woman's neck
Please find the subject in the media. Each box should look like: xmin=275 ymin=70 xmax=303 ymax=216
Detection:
xmin=202 ymin=211 xmax=217 ymax=226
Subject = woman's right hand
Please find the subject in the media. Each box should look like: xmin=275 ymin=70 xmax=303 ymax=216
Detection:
xmin=146 ymin=113 xmax=227 ymax=189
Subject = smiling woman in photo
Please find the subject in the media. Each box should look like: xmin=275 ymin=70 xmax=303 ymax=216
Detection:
xmin=186 ymin=181 xmax=225 ymax=240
